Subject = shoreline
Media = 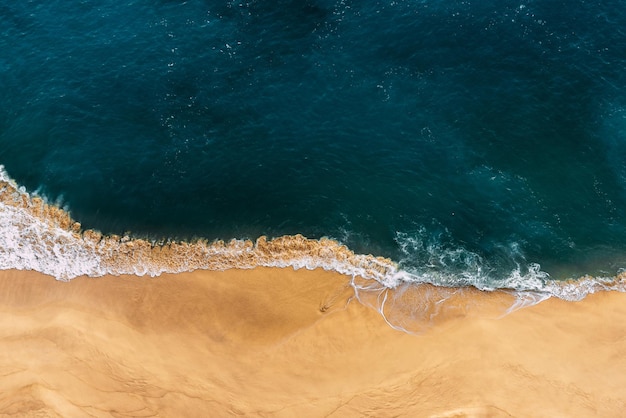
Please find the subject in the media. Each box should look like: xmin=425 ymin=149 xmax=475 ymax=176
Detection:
xmin=4 ymin=165 xmax=626 ymax=300
xmin=0 ymin=267 xmax=625 ymax=416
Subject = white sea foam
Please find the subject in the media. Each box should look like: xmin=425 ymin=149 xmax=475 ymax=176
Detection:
xmin=0 ymin=165 xmax=401 ymax=283
xmin=0 ymin=203 xmax=103 ymax=280
xmin=392 ymin=227 xmax=626 ymax=302
xmin=1 ymin=164 xmax=625 ymax=312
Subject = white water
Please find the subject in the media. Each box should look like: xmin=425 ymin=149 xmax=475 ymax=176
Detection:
xmin=1 ymin=165 xmax=625 ymax=305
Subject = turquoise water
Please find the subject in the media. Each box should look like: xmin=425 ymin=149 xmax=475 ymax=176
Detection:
xmin=2 ymin=0 xmax=626 ymax=289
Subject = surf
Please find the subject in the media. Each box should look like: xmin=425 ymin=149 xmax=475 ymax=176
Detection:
xmin=2 ymin=164 xmax=625 ymax=333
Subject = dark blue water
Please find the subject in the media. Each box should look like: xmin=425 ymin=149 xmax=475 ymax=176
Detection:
xmin=2 ymin=0 xmax=626 ymax=284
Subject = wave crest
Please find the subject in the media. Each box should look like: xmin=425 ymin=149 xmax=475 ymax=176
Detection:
xmin=1 ymin=163 xmax=625 ymax=332
xmin=0 ymin=165 xmax=401 ymax=283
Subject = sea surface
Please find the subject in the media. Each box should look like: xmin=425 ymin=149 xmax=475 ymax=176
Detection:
xmin=2 ymin=0 xmax=626 ymax=305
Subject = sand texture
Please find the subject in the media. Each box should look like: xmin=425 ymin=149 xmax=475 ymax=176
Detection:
xmin=0 ymin=267 xmax=624 ymax=417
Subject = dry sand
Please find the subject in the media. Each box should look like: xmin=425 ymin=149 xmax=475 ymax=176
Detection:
xmin=0 ymin=267 xmax=624 ymax=417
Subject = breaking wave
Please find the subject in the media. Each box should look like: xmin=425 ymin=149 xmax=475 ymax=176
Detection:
xmin=0 ymin=165 xmax=400 ymax=284
xmin=1 ymin=164 xmax=626 ymax=332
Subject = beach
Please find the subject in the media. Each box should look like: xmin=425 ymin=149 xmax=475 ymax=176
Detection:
xmin=0 ymin=267 xmax=624 ymax=417
xmin=3 ymin=1 xmax=626 ymax=416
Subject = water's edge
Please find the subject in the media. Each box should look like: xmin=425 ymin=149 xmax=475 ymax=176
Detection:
xmin=2 ymin=164 xmax=625 ymax=333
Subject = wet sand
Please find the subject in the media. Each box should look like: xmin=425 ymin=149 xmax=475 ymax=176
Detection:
xmin=0 ymin=267 xmax=624 ymax=417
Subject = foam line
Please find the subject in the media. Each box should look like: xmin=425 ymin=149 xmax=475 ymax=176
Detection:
xmin=1 ymin=164 xmax=625 ymax=307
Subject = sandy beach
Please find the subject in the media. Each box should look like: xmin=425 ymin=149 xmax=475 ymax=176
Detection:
xmin=0 ymin=267 xmax=624 ymax=417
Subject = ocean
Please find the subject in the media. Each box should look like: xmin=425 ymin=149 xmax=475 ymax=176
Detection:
xmin=2 ymin=0 xmax=626 ymax=320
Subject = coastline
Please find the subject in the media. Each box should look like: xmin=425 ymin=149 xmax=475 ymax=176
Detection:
xmin=0 ymin=267 xmax=624 ymax=416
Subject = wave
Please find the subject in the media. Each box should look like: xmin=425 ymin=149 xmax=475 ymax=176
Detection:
xmin=0 ymin=165 xmax=400 ymax=283
xmin=392 ymin=229 xmax=626 ymax=301
xmin=2 ymin=164 xmax=626 ymax=331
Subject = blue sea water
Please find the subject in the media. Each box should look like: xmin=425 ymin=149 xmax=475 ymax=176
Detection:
xmin=2 ymin=0 xmax=626 ymax=289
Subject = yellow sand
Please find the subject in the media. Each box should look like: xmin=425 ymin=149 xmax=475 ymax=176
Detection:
xmin=0 ymin=268 xmax=624 ymax=417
